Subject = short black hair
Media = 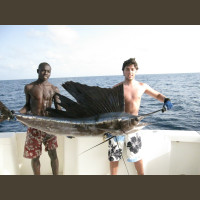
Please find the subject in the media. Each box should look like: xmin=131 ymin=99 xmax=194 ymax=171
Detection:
xmin=38 ymin=62 xmax=51 ymax=69
xmin=122 ymin=58 xmax=138 ymax=71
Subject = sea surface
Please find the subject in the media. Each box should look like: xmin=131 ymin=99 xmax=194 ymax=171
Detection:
xmin=0 ymin=73 xmax=200 ymax=132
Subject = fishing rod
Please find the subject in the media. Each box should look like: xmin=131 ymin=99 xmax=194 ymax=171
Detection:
xmin=141 ymin=107 xmax=166 ymax=117
xmin=79 ymin=136 xmax=116 ymax=155
xmin=115 ymin=136 xmax=129 ymax=175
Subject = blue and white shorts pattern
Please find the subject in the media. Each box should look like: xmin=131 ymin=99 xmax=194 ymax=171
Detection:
xmin=106 ymin=131 xmax=142 ymax=162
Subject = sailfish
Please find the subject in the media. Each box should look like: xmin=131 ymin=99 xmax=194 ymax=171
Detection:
xmin=0 ymin=81 xmax=164 ymax=137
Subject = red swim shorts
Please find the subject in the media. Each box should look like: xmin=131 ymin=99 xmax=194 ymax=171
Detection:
xmin=23 ymin=127 xmax=58 ymax=159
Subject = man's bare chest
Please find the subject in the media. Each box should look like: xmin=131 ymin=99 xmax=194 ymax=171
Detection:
xmin=29 ymin=86 xmax=54 ymax=100
xmin=123 ymin=85 xmax=144 ymax=102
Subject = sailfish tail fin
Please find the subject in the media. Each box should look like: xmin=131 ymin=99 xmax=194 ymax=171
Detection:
xmin=0 ymin=101 xmax=15 ymax=122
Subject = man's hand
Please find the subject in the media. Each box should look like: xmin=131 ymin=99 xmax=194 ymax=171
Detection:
xmin=162 ymin=98 xmax=173 ymax=112
xmin=103 ymin=132 xmax=113 ymax=141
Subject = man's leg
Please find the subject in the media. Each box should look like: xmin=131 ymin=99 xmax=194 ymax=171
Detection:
xmin=110 ymin=161 xmax=119 ymax=175
xmin=48 ymin=149 xmax=59 ymax=175
xmin=126 ymin=131 xmax=144 ymax=175
xmin=31 ymin=156 xmax=41 ymax=175
xmin=24 ymin=128 xmax=42 ymax=175
xmin=107 ymin=134 xmax=125 ymax=175
xmin=134 ymin=159 xmax=144 ymax=175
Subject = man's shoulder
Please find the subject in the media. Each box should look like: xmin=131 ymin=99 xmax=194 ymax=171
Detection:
xmin=113 ymin=82 xmax=123 ymax=88
xmin=25 ymin=81 xmax=36 ymax=89
xmin=137 ymin=81 xmax=148 ymax=87
xmin=134 ymin=81 xmax=149 ymax=92
xmin=49 ymin=83 xmax=59 ymax=93
xmin=50 ymin=83 xmax=57 ymax=89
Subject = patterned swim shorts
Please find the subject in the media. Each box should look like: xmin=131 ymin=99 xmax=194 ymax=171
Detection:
xmin=24 ymin=127 xmax=58 ymax=159
xmin=106 ymin=131 xmax=142 ymax=162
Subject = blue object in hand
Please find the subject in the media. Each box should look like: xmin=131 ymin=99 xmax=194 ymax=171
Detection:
xmin=162 ymin=98 xmax=173 ymax=112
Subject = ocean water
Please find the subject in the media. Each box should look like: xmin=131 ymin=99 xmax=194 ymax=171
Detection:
xmin=0 ymin=73 xmax=200 ymax=132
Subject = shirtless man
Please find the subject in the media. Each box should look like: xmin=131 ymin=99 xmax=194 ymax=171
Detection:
xmin=20 ymin=62 xmax=61 ymax=175
xmin=107 ymin=58 xmax=173 ymax=175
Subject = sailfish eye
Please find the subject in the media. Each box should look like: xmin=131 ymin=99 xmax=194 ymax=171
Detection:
xmin=131 ymin=118 xmax=139 ymax=125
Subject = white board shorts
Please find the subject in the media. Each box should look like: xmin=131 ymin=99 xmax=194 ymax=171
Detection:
xmin=106 ymin=131 xmax=142 ymax=162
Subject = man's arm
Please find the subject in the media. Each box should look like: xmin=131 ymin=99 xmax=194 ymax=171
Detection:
xmin=144 ymin=83 xmax=173 ymax=111
xmin=53 ymin=87 xmax=61 ymax=110
xmin=19 ymin=85 xmax=31 ymax=114
xmin=144 ymin=83 xmax=165 ymax=102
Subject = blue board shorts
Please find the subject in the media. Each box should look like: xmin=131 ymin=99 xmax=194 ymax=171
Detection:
xmin=105 ymin=131 xmax=142 ymax=162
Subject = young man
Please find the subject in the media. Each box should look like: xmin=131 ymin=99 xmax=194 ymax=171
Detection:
xmin=107 ymin=58 xmax=173 ymax=175
xmin=20 ymin=62 xmax=61 ymax=175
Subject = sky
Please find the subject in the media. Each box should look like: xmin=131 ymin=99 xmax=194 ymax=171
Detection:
xmin=0 ymin=25 xmax=200 ymax=80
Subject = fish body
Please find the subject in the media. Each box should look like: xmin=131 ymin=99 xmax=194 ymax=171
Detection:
xmin=15 ymin=112 xmax=147 ymax=136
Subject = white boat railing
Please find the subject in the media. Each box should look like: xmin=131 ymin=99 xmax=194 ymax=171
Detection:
xmin=0 ymin=130 xmax=200 ymax=175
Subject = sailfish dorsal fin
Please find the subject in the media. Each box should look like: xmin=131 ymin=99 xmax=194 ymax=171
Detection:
xmin=48 ymin=81 xmax=124 ymax=118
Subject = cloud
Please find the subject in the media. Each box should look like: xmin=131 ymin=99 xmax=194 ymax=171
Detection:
xmin=28 ymin=29 xmax=44 ymax=37
xmin=27 ymin=25 xmax=79 ymax=46
xmin=1 ymin=25 xmax=200 ymax=80
xmin=46 ymin=50 xmax=64 ymax=60
xmin=46 ymin=25 xmax=79 ymax=45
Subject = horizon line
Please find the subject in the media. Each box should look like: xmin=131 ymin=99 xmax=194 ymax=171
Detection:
xmin=0 ymin=72 xmax=199 ymax=81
